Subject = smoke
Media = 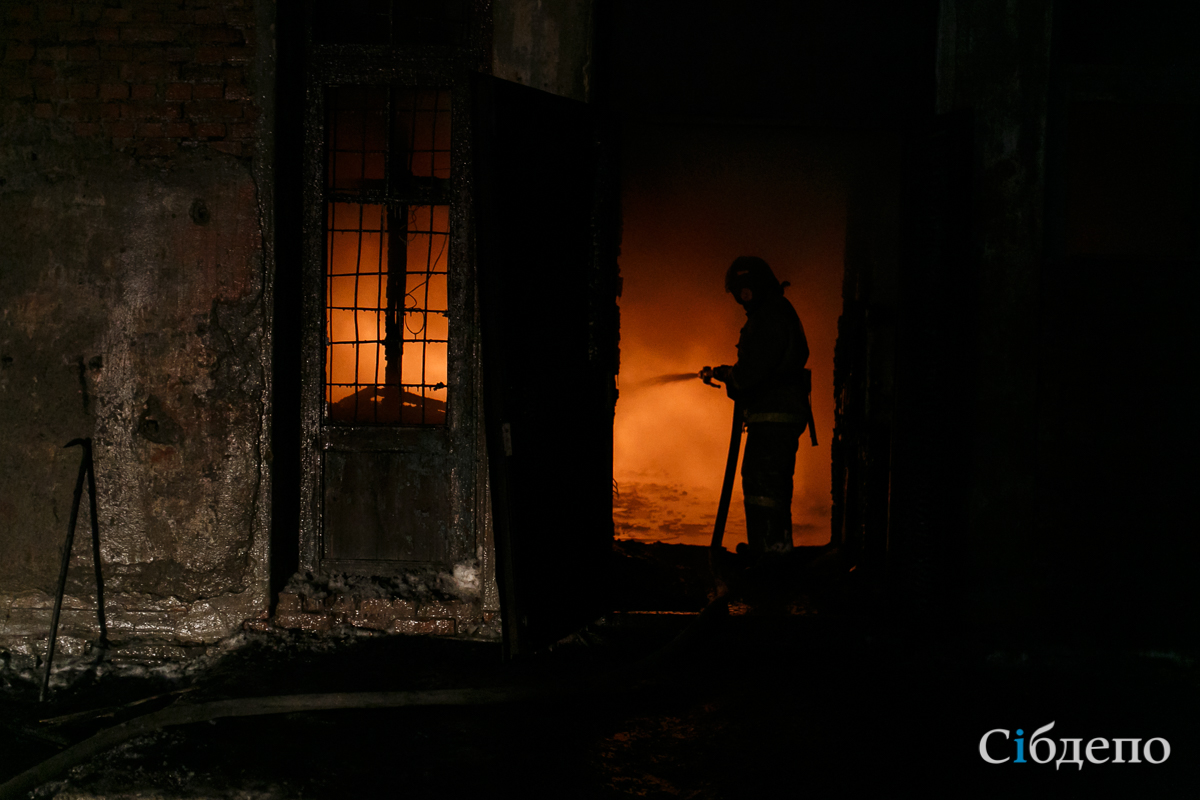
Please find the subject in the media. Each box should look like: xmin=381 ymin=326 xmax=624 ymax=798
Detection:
xmin=613 ymin=122 xmax=848 ymax=549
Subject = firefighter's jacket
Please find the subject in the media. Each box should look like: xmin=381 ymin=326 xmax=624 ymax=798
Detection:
xmin=727 ymin=292 xmax=810 ymax=424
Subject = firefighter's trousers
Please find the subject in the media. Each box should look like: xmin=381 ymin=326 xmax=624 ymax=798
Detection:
xmin=741 ymin=420 xmax=805 ymax=555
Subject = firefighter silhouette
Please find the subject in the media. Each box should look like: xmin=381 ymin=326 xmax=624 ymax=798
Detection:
xmin=711 ymin=256 xmax=815 ymax=559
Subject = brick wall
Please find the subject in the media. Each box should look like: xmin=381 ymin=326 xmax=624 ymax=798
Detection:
xmin=2 ymin=0 xmax=259 ymax=159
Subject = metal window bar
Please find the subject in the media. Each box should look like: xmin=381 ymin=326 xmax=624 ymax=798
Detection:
xmin=324 ymin=84 xmax=451 ymax=426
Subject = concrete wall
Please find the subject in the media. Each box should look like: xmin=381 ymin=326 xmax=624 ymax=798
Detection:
xmin=0 ymin=0 xmax=273 ymax=665
xmin=921 ymin=0 xmax=1199 ymax=645
xmin=492 ymin=0 xmax=593 ymax=102
xmin=937 ymin=0 xmax=1054 ymax=635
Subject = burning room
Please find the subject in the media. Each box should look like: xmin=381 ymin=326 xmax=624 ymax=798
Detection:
xmin=1 ymin=0 xmax=1199 ymax=796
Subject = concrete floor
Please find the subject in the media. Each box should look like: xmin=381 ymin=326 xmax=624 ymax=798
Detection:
xmin=3 ymin=552 xmax=1199 ymax=799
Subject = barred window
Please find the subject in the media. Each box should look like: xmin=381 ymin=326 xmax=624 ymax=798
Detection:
xmin=323 ymin=85 xmax=452 ymax=425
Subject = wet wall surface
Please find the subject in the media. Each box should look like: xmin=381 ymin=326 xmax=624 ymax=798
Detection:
xmin=0 ymin=122 xmax=270 ymax=661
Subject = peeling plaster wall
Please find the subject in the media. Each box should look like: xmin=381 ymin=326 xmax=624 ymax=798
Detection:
xmin=492 ymin=0 xmax=593 ymax=102
xmin=0 ymin=133 xmax=270 ymax=661
xmin=0 ymin=0 xmax=273 ymax=664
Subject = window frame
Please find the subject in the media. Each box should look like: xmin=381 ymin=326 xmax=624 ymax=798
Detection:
xmin=321 ymin=84 xmax=455 ymax=428
xmin=298 ymin=47 xmax=481 ymax=574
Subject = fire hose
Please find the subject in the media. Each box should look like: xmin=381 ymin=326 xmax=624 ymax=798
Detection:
xmin=0 ymin=593 xmax=734 ymax=800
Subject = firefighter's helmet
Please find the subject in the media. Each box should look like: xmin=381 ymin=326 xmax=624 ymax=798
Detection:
xmin=725 ymin=256 xmax=780 ymax=297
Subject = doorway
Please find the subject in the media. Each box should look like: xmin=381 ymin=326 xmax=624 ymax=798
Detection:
xmin=612 ymin=121 xmax=849 ymax=551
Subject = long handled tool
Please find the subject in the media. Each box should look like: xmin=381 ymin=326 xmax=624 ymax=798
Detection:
xmin=41 ymin=438 xmax=107 ymax=702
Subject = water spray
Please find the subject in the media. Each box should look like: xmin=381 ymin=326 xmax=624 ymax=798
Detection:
xmin=643 ymin=372 xmax=705 ymax=386
xmin=638 ymin=369 xmax=725 ymax=389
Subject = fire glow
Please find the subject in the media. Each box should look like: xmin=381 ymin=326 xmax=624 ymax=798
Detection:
xmin=324 ymin=202 xmax=449 ymax=424
xmin=613 ymin=124 xmax=847 ymax=550
xmin=322 ymin=84 xmax=452 ymax=426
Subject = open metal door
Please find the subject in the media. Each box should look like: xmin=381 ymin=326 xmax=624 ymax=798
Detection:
xmin=473 ymin=75 xmax=619 ymax=657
